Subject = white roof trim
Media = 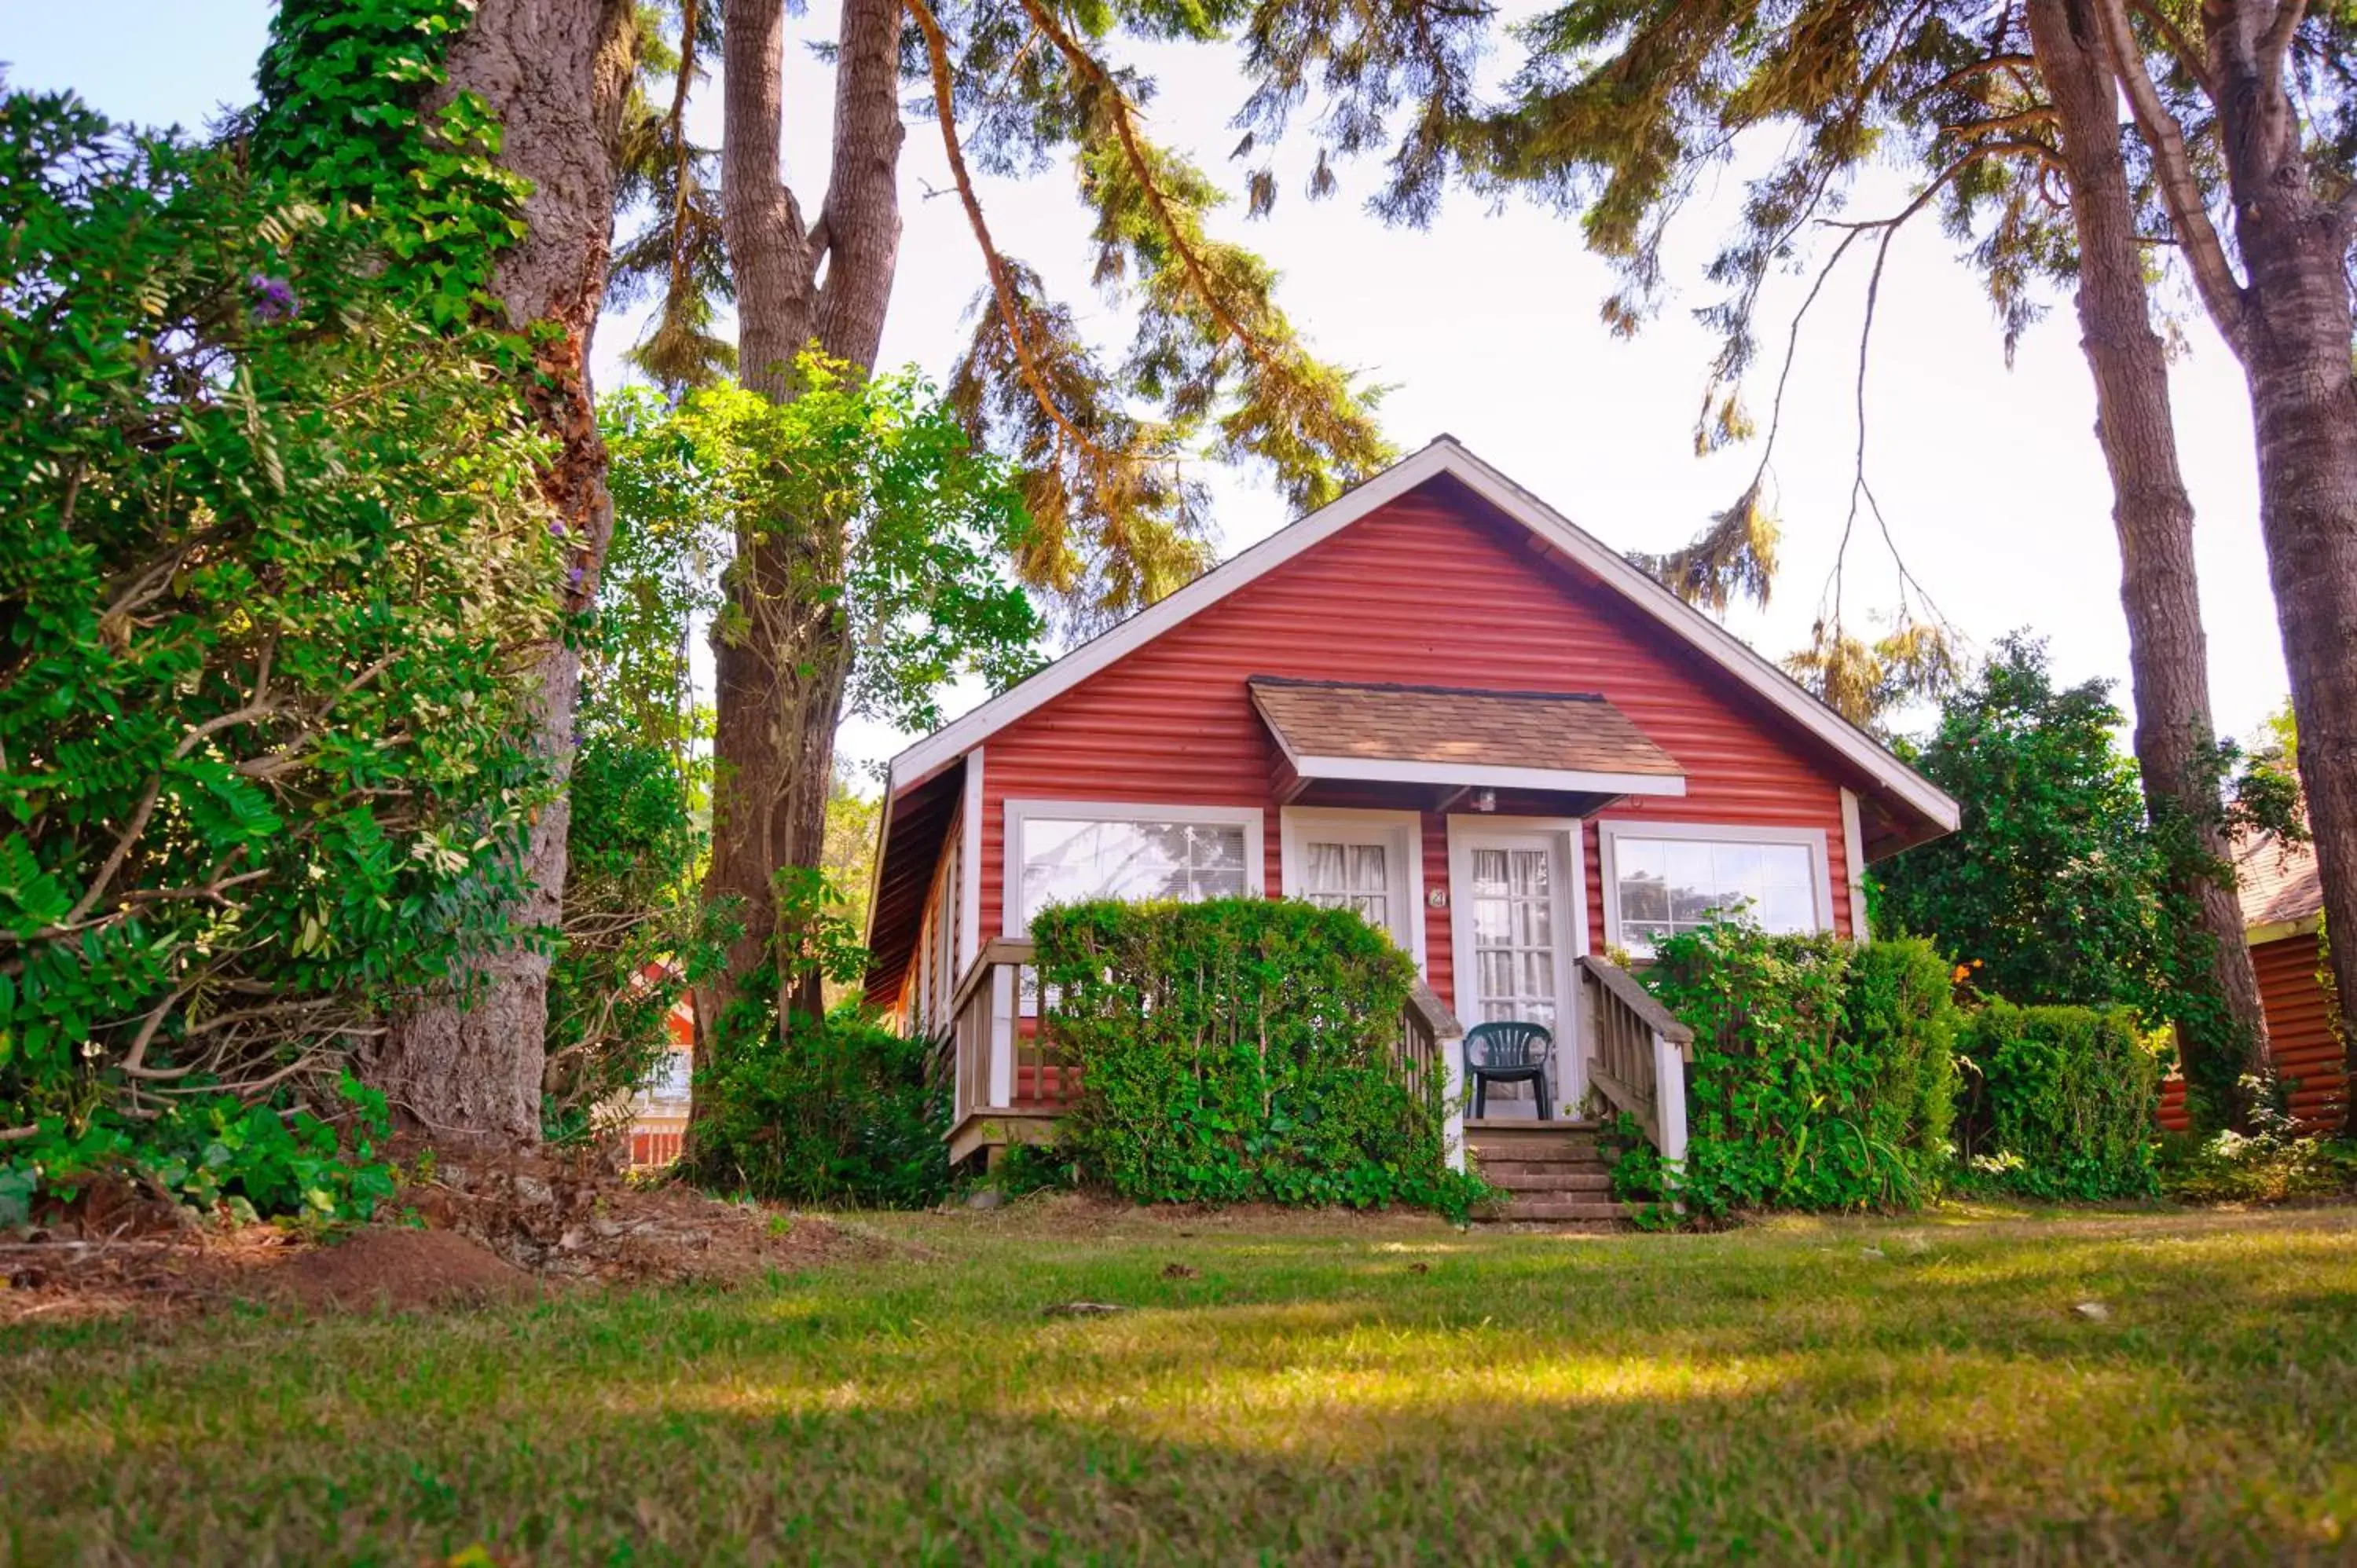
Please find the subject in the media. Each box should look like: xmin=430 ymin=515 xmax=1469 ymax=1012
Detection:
xmin=888 ymin=438 xmax=1959 ymax=833
xmin=1290 ymin=755 xmax=1686 ymax=797
xmin=2249 ymin=913 xmax=2322 ymax=946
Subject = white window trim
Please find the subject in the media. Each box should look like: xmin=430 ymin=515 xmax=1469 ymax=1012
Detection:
xmin=1277 ymin=807 xmax=1426 ymax=967
xmin=1839 ymin=788 xmax=1869 ymax=944
xmin=1002 ymin=798 xmax=1266 ymax=937
xmin=1596 ymin=819 xmax=1835 ymax=952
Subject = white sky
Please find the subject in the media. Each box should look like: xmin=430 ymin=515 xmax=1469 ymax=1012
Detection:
xmin=6 ymin=2 xmax=2294 ymax=782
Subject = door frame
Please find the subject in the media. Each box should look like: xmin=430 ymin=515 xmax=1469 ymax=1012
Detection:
xmin=1277 ymin=806 xmax=1427 ymax=968
xmin=1445 ymin=815 xmax=1588 ymax=1116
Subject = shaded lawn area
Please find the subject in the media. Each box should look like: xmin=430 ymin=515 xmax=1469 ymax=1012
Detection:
xmin=5 ymin=1202 xmax=2355 ymax=1564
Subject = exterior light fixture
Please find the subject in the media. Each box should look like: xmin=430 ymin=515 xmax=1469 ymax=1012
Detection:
xmin=1474 ymin=788 xmax=1497 ymax=813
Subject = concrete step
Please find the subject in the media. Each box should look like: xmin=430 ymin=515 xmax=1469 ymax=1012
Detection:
xmin=1480 ymin=1145 xmax=1612 ymax=1169
xmin=1484 ymin=1169 xmax=1614 ymax=1194
xmin=1475 ymin=1196 xmax=1637 ymax=1224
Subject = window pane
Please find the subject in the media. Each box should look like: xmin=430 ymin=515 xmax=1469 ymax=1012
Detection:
xmin=1616 ymin=834 xmax=1824 ymax=943
xmin=1760 ymin=883 xmax=1816 ymax=932
xmin=1472 ymin=848 xmax=1508 ymax=898
xmin=1022 ymin=817 xmax=1247 ymax=921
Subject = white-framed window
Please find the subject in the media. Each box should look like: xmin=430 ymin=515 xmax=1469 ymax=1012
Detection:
xmin=1003 ymin=800 xmax=1266 ymax=934
xmin=1597 ymin=821 xmax=1834 ymax=956
xmin=1278 ymin=808 xmax=1423 ymax=962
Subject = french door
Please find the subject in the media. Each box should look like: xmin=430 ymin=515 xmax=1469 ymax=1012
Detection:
xmin=1449 ymin=821 xmax=1584 ymax=1116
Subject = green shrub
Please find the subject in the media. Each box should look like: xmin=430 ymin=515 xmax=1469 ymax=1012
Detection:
xmin=0 ymin=1072 xmax=399 ymax=1232
xmin=1632 ymin=925 xmax=1960 ymax=1216
xmin=1 ymin=91 xmax=559 ymax=1214
xmin=2157 ymin=1129 xmax=2357 ymax=1203
xmin=1956 ymin=1002 xmax=2161 ymax=1200
xmin=685 ymin=1006 xmax=949 ymax=1209
xmin=1032 ymin=898 xmax=1487 ymax=1220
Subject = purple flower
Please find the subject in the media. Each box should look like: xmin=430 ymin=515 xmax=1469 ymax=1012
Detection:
xmin=568 ymin=563 xmax=586 ymax=587
xmin=247 ymin=273 xmax=298 ymax=323
xmin=547 ymin=519 xmax=568 ymax=540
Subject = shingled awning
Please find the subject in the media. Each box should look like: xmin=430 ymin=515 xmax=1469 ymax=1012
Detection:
xmin=1248 ymin=676 xmax=1685 ymax=799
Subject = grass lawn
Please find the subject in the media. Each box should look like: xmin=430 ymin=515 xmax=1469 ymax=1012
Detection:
xmin=5 ymin=1200 xmax=2355 ymax=1564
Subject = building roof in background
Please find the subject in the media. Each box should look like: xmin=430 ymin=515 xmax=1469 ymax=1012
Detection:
xmin=2237 ymin=832 xmax=2322 ymax=937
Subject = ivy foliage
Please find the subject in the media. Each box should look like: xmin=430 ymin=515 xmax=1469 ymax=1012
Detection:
xmin=1955 ymin=1002 xmax=2161 ymax=1201
xmin=1032 ymin=898 xmax=1487 ymax=1219
xmin=251 ymin=0 xmax=530 ymax=328
xmin=1622 ymin=925 xmax=1959 ymax=1218
xmin=0 ymin=90 xmax=560 ymax=1211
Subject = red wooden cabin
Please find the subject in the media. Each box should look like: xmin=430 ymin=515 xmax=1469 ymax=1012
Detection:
xmin=861 ymin=439 xmax=1959 ymax=1168
xmin=2158 ymin=833 xmax=2349 ymax=1134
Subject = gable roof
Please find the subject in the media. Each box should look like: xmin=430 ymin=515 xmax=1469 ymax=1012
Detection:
xmin=885 ymin=437 xmax=1959 ymax=835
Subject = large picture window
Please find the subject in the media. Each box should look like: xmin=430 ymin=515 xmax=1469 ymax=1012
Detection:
xmin=1600 ymin=823 xmax=1831 ymax=955
xmin=1006 ymin=801 xmax=1263 ymax=932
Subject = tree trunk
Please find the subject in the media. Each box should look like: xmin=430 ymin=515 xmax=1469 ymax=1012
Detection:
xmin=2201 ymin=5 xmax=2357 ymax=1134
xmin=2027 ymin=0 xmax=2271 ymax=1131
xmin=368 ymin=0 xmax=636 ymax=1145
xmin=699 ymin=0 xmax=906 ymax=1051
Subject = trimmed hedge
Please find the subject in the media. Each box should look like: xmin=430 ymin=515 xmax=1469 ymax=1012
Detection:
xmin=1956 ymin=1002 xmax=2159 ymax=1200
xmin=1031 ymin=898 xmax=1486 ymax=1218
xmin=1627 ymin=926 xmax=1960 ymax=1215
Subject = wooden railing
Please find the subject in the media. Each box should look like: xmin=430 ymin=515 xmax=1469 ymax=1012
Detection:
xmin=941 ymin=940 xmax=1464 ymax=1132
xmin=1576 ymin=954 xmax=1693 ymax=1163
xmin=944 ymin=938 xmax=1079 ymax=1127
xmin=1398 ymin=977 xmax=1462 ymax=1103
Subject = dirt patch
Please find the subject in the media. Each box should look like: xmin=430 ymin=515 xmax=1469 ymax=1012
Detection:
xmin=409 ymin=1147 xmax=875 ymax=1287
xmin=2 ymin=1152 xmax=886 ymax=1325
xmin=245 ymin=1225 xmax=544 ymax=1312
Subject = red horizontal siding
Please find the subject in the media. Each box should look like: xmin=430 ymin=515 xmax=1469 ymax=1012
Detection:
xmin=2253 ymin=932 xmax=2345 ymax=1130
xmin=978 ymin=485 xmax=1857 ymax=1015
xmin=2158 ymin=930 xmax=2347 ymax=1133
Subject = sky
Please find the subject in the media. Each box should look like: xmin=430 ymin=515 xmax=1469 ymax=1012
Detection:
xmin=3 ymin=2 xmax=2297 ymax=780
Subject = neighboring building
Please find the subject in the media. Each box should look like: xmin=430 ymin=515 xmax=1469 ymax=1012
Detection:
xmin=2159 ymin=833 xmax=2348 ymax=1133
xmin=860 ymin=438 xmax=1959 ymax=1169
xmin=625 ymin=991 xmax=696 ymax=1168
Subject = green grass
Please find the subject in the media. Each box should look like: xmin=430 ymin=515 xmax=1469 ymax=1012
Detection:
xmin=5 ymin=1201 xmax=2356 ymax=1564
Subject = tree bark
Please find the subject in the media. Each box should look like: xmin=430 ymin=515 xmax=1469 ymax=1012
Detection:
xmin=700 ymin=0 xmax=906 ymax=1052
xmin=368 ymin=0 xmax=636 ymax=1145
xmin=2198 ymin=0 xmax=2357 ymax=1134
xmin=2026 ymin=0 xmax=2271 ymax=1130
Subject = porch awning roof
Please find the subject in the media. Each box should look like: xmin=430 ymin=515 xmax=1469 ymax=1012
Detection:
xmin=1247 ymin=676 xmax=1687 ymax=797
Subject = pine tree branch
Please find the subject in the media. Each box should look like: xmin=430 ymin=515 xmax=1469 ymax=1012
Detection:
xmin=2128 ymin=0 xmax=2213 ymax=90
xmin=2092 ymin=0 xmax=2250 ymax=356
xmin=663 ymin=0 xmax=702 ymax=311
xmin=907 ymin=0 xmax=1117 ymax=471
xmin=1014 ymin=0 xmax=1287 ymax=383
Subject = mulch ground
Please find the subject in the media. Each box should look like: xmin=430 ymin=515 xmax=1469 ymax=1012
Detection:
xmin=0 ymin=1148 xmax=882 ymax=1325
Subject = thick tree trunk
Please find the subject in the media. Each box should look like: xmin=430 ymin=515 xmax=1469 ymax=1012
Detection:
xmin=2201 ymin=6 xmax=2357 ymax=1134
xmin=699 ymin=0 xmax=906 ymax=1050
xmin=2028 ymin=0 xmax=2271 ymax=1131
xmin=368 ymin=0 xmax=636 ymax=1145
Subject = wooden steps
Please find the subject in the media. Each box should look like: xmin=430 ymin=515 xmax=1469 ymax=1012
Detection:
xmin=1464 ymin=1119 xmax=1637 ymax=1229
